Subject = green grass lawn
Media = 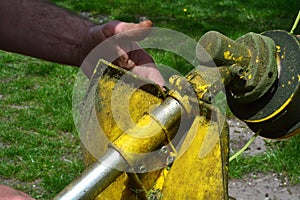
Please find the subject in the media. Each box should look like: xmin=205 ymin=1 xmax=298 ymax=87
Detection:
xmin=0 ymin=53 xmax=83 ymax=198
xmin=0 ymin=0 xmax=299 ymax=199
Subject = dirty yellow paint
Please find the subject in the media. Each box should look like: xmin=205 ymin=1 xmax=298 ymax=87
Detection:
xmin=113 ymin=117 xmax=165 ymax=154
xmin=236 ymin=56 xmax=243 ymax=62
xmin=169 ymin=76 xmax=183 ymax=91
xmin=224 ymin=51 xmax=233 ymax=60
xmin=161 ymin=116 xmax=229 ymax=200
xmin=81 ymin=60 xmax=164 ymax=167
xmin=84 ymin=61 xmax=229 ymax=199
xmin=282 ymin=47 xmax=287 ymax=59
xmin=95 ymin=116 xmax=229 ymax=200
xmin=136 ymin=115 xmax=152 ymax=127
xmin=168 ymin=90 xmax=192 ymax=114
xmin=221 ymin=77 xmax=225 ymax=83
xmin=95 ymin=74 xmax=163 ymax=142
xmin=223 ymin=51 xmax=244 ymax=63
xmin=248 ymin=74 xmax=253 ymax=80
xmin=256 ymin=56 xmax=259 ymax=63
xmin=276 ymin=45 xmax=281 ymax=53
xmin=184 ymin=69 xmax=211 ymax=101
xmin=153 ymin=168 xmax=170 ymax=191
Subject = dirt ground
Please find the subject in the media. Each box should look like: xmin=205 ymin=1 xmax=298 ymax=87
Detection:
xmin=228 ymin=119 xmax=300 ymax=200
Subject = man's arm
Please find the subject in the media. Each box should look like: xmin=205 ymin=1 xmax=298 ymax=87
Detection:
xmin=0 ymin=0 xmax=164 ymax=85
xmin=0 ymin=0 xmax=93 ymax=66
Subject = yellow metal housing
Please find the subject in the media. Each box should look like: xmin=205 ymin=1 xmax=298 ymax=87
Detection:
xmin=81 ymin=61 xmax=229 ymax=199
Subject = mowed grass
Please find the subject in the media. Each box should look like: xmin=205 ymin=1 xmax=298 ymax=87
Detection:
xmin=0 ymin=0 xmax=299 ymax=199
xmin=0 ymin=53 xmax=83 ymax=199
xmin=230 ymin=134 xmax=300 ymax=184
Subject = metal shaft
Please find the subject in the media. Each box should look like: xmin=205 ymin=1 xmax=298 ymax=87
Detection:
xmin=53 ymin=148 xmax=127 ymax=200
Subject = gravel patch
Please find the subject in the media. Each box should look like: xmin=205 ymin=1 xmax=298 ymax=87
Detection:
xmin=229 ymin=172 xmax=300 ymax=200
xmin=228 ymin=118 xmax=300 ymax=200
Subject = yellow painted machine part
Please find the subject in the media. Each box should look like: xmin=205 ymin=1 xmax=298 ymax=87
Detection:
xmin=82 ymin=62 xmax=229 ymax=199
xmin=95 ymin=115 xmax=228 ymax=200
xmin=161 ymin=116 xmax=228 ymax=200
xmin=113 ymin=114 xmax=166 ymax=154
xmin=95 ymin=75 xmax=164 ymax=142
xmin=82 ymin=70 xmax=164 ymax=166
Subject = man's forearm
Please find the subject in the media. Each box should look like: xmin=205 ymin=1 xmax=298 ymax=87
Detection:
xmin=0 ymin=0 xmax=95 ymax=66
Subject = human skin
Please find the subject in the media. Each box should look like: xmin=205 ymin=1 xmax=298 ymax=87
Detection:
xmin=0 ymin=184 xmax=36 ymax=200
xmin=0 ymin=0 xmax=164 ymax=85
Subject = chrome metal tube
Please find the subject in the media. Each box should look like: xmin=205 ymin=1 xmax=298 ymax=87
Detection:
xmin=53 ymin=148 xmax=127 ymax=200
xmin=151 ymin=97 xmax=182 ymax=129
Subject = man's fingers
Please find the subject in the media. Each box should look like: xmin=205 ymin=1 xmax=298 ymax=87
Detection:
xmin=114 ymin=20 xmax=153 ymax=41
xmin=96 ymin=20 xmax=165 ymax=87
xmin=131 ymin=64 xmax=165 ymax=87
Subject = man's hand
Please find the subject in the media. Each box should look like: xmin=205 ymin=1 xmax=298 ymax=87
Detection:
xmin=81 ymin=20 xmax=165 ymax=86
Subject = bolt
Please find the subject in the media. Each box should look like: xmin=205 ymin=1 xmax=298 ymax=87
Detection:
xmin=229 ymin=64 xmax=245 ymax=77
xmin=201 ymin=107 xmax=208 ymax=116
xmin=139 ymin=165 xmax=147 ymax=173
xmin=202 ymin=92 xmax=213 ymax=103
xmin=147 ymin=190 xmax=163 ymax=200
xmin=159 ymin=146 xmax=168 ymax=155
xmin=166 ymin=156 xmax=174 ymax=165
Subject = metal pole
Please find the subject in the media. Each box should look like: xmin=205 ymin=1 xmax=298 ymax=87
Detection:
xmin=53 ymin=148 xmax=127 ymax=200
